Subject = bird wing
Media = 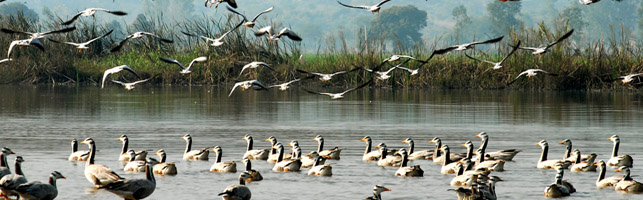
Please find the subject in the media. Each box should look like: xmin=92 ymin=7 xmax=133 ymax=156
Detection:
xmin=62 ymin=12 xmax=84 ymax=25
xmin=337 ymin=1 xmax=370 ymax=9
xmin=251 ymin=80 xmax=269 ymax=90
xmin=227 ymin=0 xmax=238 ymax=8
xmin=547 ymin=29 xmax=574 ymax=48
xmin=499 ymin=40 xmax=521 ymax=64
xmin=342 ymin=79 xmax=373 ymax=94
xmin=103 ymin=9 xmax=128 ymax=16
xmin=296 ymin=69 xmax=316 ymax=76
xmin=218 ymin=20 xmax=244 ymax=40
xmin=85 ymin=29 xmax=114 ymax=44
xmin=302 ymin=88 xmax=326 ymax=96
xmin=181 ymin=31 xmax=215 ymax=42
xmin=48 ymin=38 xmax=80 ymax=47
xmin=376 ymin=0 xmax=392 ymax=7
xmin=469 ymin=36 xmax=504 ymax=46
xmin=29 ymin=39 xmax=45 ymax=52
xmin=141 ymin=32 xmax=173 ymax=43
xmin=394 ymin=65 xmax=414 ymax=73
xmin=257 ymin=62 xmax=274 ymax=71
xmin=226 ymin=5 xmax=248 ymax=22
xmin=110 ymin=37 xmax=131 ymax=52
xmin=7 ymin=40 xmax=19 ymax=57
xmin=160 ymin=58 xmax=187 ymax=70
xmin=464 ymin=54 xmax=496 ymax=65
xmin=110 ymin=80 xmax=126 ymax=86
xmin=0 ymin=28 xmax=30 ymax=36
xmin=518 ymin=46 xmax=539 ymax=51
xmin=187 ymin=57 xmax=206 ymax=70
xmin=132 ymin=78 xmax=151 ymax=85
xmin=41 ymin=27 xmax=77 ymax=36
xmin=278 ymin=28 xmax=302 ymax=41
xmin=0 ymin=58 xmax=10 ymax=64
xmin=251 ymin=7 xmax=274 ymax=22
xmin=229 ymin=82 xmax=242 ymax=97
xmin=390 ymin=59 xmax=413 ymax=72
xmin=254 ymin=26 xmax=273 ymax=37
xmin=285 ymin=78 xmax=301 ymax=85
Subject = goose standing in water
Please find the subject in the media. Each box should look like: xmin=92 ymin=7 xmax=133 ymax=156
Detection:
xmin=607 ymin=135 xmax=633 ymax=168
xmin=394 ymin=149 xmax=424 ymax=177
xmin=210 ymin=146 xmax=237 ymax=173
xmin=227 ymin=6 xmax=274 ymax=29
xmin=440 ymin=145 xmax=461 ymax=174
xmin=614 ymin=166 xmax=643 ymax=193
xmin=68 ymin=138 xmax=89 ymax=161
xmin=337 ymin=0 xmax=392 ymax=14
xmin=308 ymin=156 xmax=332 ymax=177
xmin=570 ymin=150 xmax=597 ymax=172
xmin=272 ymin=143 xmax=301 ymax=172
xmin=0 ymin=156 xmax=26 ymax=199
xmin=265 ymin=136 xmax=291 ymax=163
xmin=62 ymin=8 xmax=127 ymax=25
xmin=151 ymin=149 xmax=177 ymax=176
xmin=361 ymin=136 xmax=380 ymax=161
xmin=0 ymin=147 xmax=15 ymax=179
xmin=159 ymin=56 xmax=208 ymax=75
xmin=14 ymin=171 xmax=65 ymax=200
xmin=181 ymin=134 xmax=210 ymax=161
xmin=402 ymin=138 xmax=432 ymax=160
xmin=594 ymin=160 xmax=621 ymax=189
xmin=313 ymin=135 xmax=342 ymax=160
xmin=544 ymin=165 xmax=575 ymax=198
xmin=516 ymin=29 xmax=574 ymax=55
xmin=117 ymin=135 xmax=147 ymax=162
xmin=365 ymin=185 xmax=390 ymax=200
xmin=103 ymin=164 xmax=156 ymax=200
xmin=537 ymin=140 xmax=571 ymax=169
xmin=218 ymin=172 xmax=252 ymax=200
xmin=80 ymin=138 xmax=124 ymax=187
xmin=242 ymin=135 xmax=269 ymax=160
xmin=123 ymin=150 xmax=147 ymax=173
xmin=241 ymin=159 xmax=262 ymax=181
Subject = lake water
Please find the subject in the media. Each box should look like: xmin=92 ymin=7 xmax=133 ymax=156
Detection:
xmin=0 ymin=85 xmax=642 ymax=199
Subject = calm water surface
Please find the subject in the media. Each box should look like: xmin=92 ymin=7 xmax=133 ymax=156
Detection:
xmin=1 ymin=85 xmax=642 ymax=199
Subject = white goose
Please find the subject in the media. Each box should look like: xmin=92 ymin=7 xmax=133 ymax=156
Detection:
xmin=101 ymin=65 xmax=141 ymax=89
xmin=517 ymin=29 xmax=574 ymax=55
xmin=475 ymin=132 xmax=521 ymax=161
xmin=507 ymin=69 xmax=557 ymax=85
xmin=337 ymin=0 xmax=391 ymax=14
xmin=238 ymin=61 xmax=274 ymax=77
xmin=228 ymin=80 xmax=269 ymax=97
xmin=269 ymin=78 xmax=302 ymax=91
xmin=62 ymin=8 xmax=127 ymax=25
xmin=254 ymin=26 xmax=302 ymax=44
xmin=159 ymin=56 xmax=207 ymax=75
xmin=227 ymin=6 xmax=273 ymax=29
xmin=303 ymin=79 xmax=372 ymax=100
xmin=123 ymin=150 xmax=146 ymax=173
xmin=111 ymin=78 xmax=150 ymax=91
xmin=607 ymin=135 xmax=633 ymax=168
xmin=48 ymin=30 xmax=113 ymax=53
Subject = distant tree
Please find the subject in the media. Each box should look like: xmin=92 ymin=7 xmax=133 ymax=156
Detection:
xmin=0 ymin=2 xmax=39 ymax=21
xmin=486 ymin=1 xmax=523 ymax=35
xmin=583 ymin=0 xmax=637 ymax=41
xmin=369 ymin=5 xmax=427 ymax=48
xmin=639 ymin=1 xmax=643 ymax=39
xmin=452 ymin=5 xmax=472 ymax=34
xmin=557 ymin=5 xmax=586 ymax=40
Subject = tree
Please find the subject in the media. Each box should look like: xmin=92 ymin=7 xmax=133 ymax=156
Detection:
xmin=452 ymin=5 xmax=472 ymax=34
xmin=486 ymin=1 xmax=523 ymax=35
xmin=639 ymin=1 xmax=643 ymax=40
xmin=0 ymin=2 xmax=39 ymax=21
xmin=557 ymin=4 xmax=586 ymax=41
xmin=369 ymin=5 xmax=427 ymax=48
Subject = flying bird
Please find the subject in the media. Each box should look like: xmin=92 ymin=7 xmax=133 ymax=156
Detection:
xmin=394 ymin=46 xmax=457 ymax=76
xmin=48 ymin=30 xmax=113 ymax=53
xmin=362 ymin=59 xmax=412 ymax=80
xmin=450 ymin=36 xmax=504 ymax=51
xmin=254 ymin=26 xmax=302 ymax=45
xmin=303 ymin=79 xmax=373 ymax=100
xmin=62 ymin=8 xmax=127 ymax=25
xmin=7 ymin=38 xmax=44 ymax=58
xmin=619 ymin=73 xmax=643 ymax=85
xmin=579 ymin=0 xmax=600 ymax=5
xmin=159 ymin=56 xmax=207 ymax=75
xmin=101 ymin=65 xmax=141 ymax=88
xmin=229 ymin=80 xmax=269 ymax=97
xmin=205 ymin=0 xmax=237 ymax=8
xmin=111 ymin=78 xmax=151 ymax=90
xmin=110 ymin=32 xmax=173 ymax=52
xmin=239 ymin=62 xmax=274 ymax=77
xmin=465 ymin=40 xmax=521 ymax=70
xmin=516 ymin=29 xmax=574 ymax=55
xmin=337 ymin=0 xmax=391 ymax=14
xmin=296 ymin=67 xmax=360 ymax=82
xmin=269 ymin=78 xmax=304 ymax=91
xmin=507 ymin=69 xmax=557 ymax=85
xmin=181 ymin=21 xmax=243 ymax=48
xmin=1 ymin=27 xmax=76 ymax=39
xmin=227 ymin=6 xmax=273 ymax=29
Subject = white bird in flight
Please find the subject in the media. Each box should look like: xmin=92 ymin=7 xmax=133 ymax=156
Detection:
xmin=516 ymin=29 xmax=574 ymax=55
xmin=239 ymin=62 xmax=274 ymax=77
xmin=362 ymin=59 xmax=412 ymax=80
xmin=7 ymin=38 xmax=44 ymax=58
xmin=507 ymin=69 xmax=557 ymax=85
xmin=337 ymin=0 xmax=391 ymax=14
xmin=254 ymin=26 xmax=302 ymax=45
xmin=227 ymin=6 xmax=274 ymax=29
xmin=269 ymin=78 xmax=303 ymax=91
xmin=1 ymin=27 xmax=76 ymax=40
xmin=111 ymin=32 xmax=173 ymax=52
xmin=229 ymin=80 xmax=269 ymax=97
xmin=393 ymin=47 xmax=456 ymax=76
xmin=450 ymin=36 xmax=504 ymax=51
xmin=101 ymin=65 xmax=141 ymax=88
xmin=296 ymin=68 xmax=360 ymax=82
xmin=205 ymin=0 xmax=237 ymax=8
xmin=48 ymin=30 xmax=113 ymax=53
xmin=62 ymin=8 xmax=128 ymax=25
xmin=111 ymin=78 xmax=151 ymax=90
xmin=619 ymin=73 xmax=643 ymax=85
xmin=159 ymin=56 xmax=207 ymax=75
xmin=181 ymin=21 xmax=243 ymax=47
xmin=303 ymin=79 xmax=372 ymax=100
xmin=579 ymin=0 xmax=600 ymax=5
xmin=465 ymin=40 xmax=521 ymax=70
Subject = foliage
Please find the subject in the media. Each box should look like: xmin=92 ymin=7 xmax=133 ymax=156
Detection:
xmin=368 ymin=5 xmax=427 ymax=48
xmin=486 ymin=1 xmax=523 ymax=36
xmin=451 ymin=5 xmax=472 ymax=35
xmin=0 ymin=2 xmax=39 ymax=21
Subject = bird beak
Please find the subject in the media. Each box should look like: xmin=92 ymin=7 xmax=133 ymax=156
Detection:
xmin=359 ymin=138 xmax=366 ymax=142
xmin=373 ymin=146 xmax=380 ymax=149
xmin=117 ymin=138 xmax=122 ymax=141
xmin=615 ymin=169 xmax=622 ymax=172
xmin=264 ymin=139 xmax=270 ymax=142
xmin=429 ymin=141 xmax=434 ymax=144
xmin=80 ymin=141 xmax=87 ymax=144
xmin=246 ymin=178 xmax=252 ymax=182
xmin=154 ymin=152 xmax=160 ymax=155
xmin=474 ymin=135 xmax=480 ymax=138
xmin=61 ymin=176 xmax=67 ymax=179
xmin=607 ymin=138 xmax=611 ymax=141
xmin=402 ymin=141 xmax=407 ymax=144
xmin=384 ymin=188 xmax=391 ymax=191
xmin=558 ymin=141 xmax=565 ymax=144
xmin=461 ymin=144 xmax=467 ymax=147
xmin=181 ymin=136 xmax=185 ymax=139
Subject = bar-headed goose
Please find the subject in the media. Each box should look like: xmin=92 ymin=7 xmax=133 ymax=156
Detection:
xmin=570 ymin=150 xmax=597 ymax=172
xmin=607 ymin=135 xmax=633 ymax=168
xmin=210 ymin=146 xmax=237 ymax=173
xmin=68 ymin=138 xmax=89 ymax=161
xmin=117 ymin=135 xmax=147 ymax=162
xmin=537 ymin=140 xmax=571 ymax=169
xmin=218 ymin=172 xmax=252 ymax=200
xmin=123 ymin=150 xmax=147 ymax=173
xmin=272 ymin=143 xmax=301 ymax=172
xmin=103 ymin=164 xmax=156 ymax=200
xmin=308 ymin=156 xmax=332 ymax=176
xmin=0 ymin=156 xmax=27 ymax=199
xmin=313 ymin=135 xmax=342 ymax=160
xmin=14 ymin=171 xmax=65 ymax=200
xmin=614 ymin=166 xmax=643 ymax=193
xmin=394 ymin=149 xmax=424 ymax=177
xmin=152 ymin=149 xmax=177 ymax=176
xmin=242 ymin=135 xmax=269 ymax=160
xmin=241 ymin=159 xmax=262 ymax=182
xmin=361 ymin=136 xmax=380 ymax=161
xmin=365 ymin=185 xmax=390 ymax=200
xmin=594 ymin=160 xmax=622 ymax=189
xmin=80 ymin=138 xmax=124 ymax=187
xmin=402 ymin=138 xmax=432 ymax=160
xmin=181 ymin=134 xmax=210 ymax=161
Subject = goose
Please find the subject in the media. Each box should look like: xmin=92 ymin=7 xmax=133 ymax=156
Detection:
xmin=394 ymin=46 xmax=457 ymax=76
xmin=303 ymin=79 xmax=372 ymax=100
xmin=159 ymin=56 xmax=207 ymax=75
xmin=337 ymin=0 xmax=391 ymax=14
xmin=607 ymin=135 xmax=633 ymax=168
xmin=536 ymin=140 xmax=571 ymax=169
xmin=440 ymin=145 xmax=461 ymax=174
xmin=218 ymin=172 xmax=252 ymax=200
xmin=313 ymin=135 xmax=342 ymax=160
xmin=473 ymin=149 xmax=505 ymax=172
xmin=272 ymin=143 xmax=301 ymax=172
xmin=1 ymin=27 xmax=76 ymax=40
xmin=450 ymin=36 xmax=504 ymax=51
xmin=151 ymin=149 xmax=177 ymax=176
xmin=614 ymin=166 xmax=643 ymax=193
xmin=301 ymin=151 xmax=320 ymax=168
xmin=375 ymin=143 xmax=401 ymax=167
xmin=450 ymin=163 xmax=478 ymax=187
xmin=242 ymin=135 xmax=269 ymax=160
xmin=394 ymin=149 xmax=424 ymax=177
xmin=516 ymin=29 xmax=574 ymax=55
xmin=506 ymin=69 xmax=558 ymax=85
xmin=7 ymin=38 xmax=44 ymax=58
xmin=479 ymin=176 xmax=503 ymax=200
xmin=238 ymin=61 xmax=274 ymax=77
xmin=402 ymin=138 xmax=432 ymax=160
xmin=269 ymin=78 xmax=302 ymax=91
xmin=619 ymin=73 xmax=643 ymax=84
xmin=453 ymin=185 xmax=481 ymax=200
xmin=361 ymin=60 xmax=410 ymax=80
xmin=68 ymin=138 xmax=89 ymax=161
xmin=595 ymin=160 xmax=622 ymax=189
xmin=123 ymin=150 xmax=147 ymax=173
xmin=227 ymin=6 xmax=273 ymax=29
xmin=544 ymin=165 xmax=574 ymax=198
xmin=0 ymin=156 xmax=26 ymax=200
xmin=254 ymin=26 xmax=302 ymax=45
xmin=14 ymin=171 xmax=65 ymax=200
xmin=265 ymin=136 xmax=281 ymax=163
xmin=117 ymin=135 xmax=147 ymax=161
xmin=111 ymin=78 xmax=151 ymax=91
xmin=308 ymin=156 xmax=332 ymax=176
xmin=102 ymin=164 xmax=156 ymax=200
xmin=210 ymin=146 xmax=237 ymax=173
xmin=365 ymin=185 xmax=390 ymax=200
xmin=0 ymin=147 xmax=15 ymax=179
xmin=181 ymin=134 xmax=210 ymax=161
xmin=579 ymin=0 xmax=600 ymax=5
xmin=101 ymin=65 xmax=141 ymax=89
xmin=361 ymin=136 xmax=380 ymax=161
xmin=429 ymin=137 xmax=465 ymax=165
xmin=205 ymin=0 xmax=237 ymax=8
xmin=558 ymin=139 xmax=591 ymax=163
xmin=110 ymin=32 xmax=173 ymax=52
xmin=48 ymin=30 xmax=113 ymax=53
xmin=296 ymin=67 xmax=359 ymax=82
xmin=181 ymin=21 xmax=242 ymax=48
xmin=464 ymin=40 xmax=520 ymax=70
xmin=228 ymin=80 xmax=269 ymax=97
xmin=62 ymin=8 xmax=127 ymax=25
xmin=569 ymin=150 xmax=597 ymax=172
xmin=241 ymin=159 xmax=262 ymax=181
xmin=80 ymin=138 xmax=124 ymax=187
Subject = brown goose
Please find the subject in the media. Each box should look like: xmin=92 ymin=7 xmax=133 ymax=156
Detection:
xmin=81 ymin=138 xmax=124 ymax=187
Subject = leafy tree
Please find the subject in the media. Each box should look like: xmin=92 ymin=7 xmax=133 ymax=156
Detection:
xmin=0 ymin=2 xmax=39 ymax=21
xmin=452 ymin=5 xmax=472 ymax=34
xmin=486 ymin=1 xmax=523 ymax=35
xmin=557 ymin=4 xmax=586 ymax=40
xmin=369 ymin=5 xmax=427 ymax=48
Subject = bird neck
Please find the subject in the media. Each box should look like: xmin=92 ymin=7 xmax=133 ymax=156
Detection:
xmin=317 ymin=139 xmax=324 ymax=152
xmin=364 ymin=140 xmax=372 ymax=154
xmin=408 ymin=141 xmax=415 ymax=155
xmin=72 ymin=141 xmax=78 ymax=153
xmin=185 ymin=138 xmax=192 ymax=153
xmin=121 ymin=139 xmax=128 ymax=155
xmin=239 ymin=177 xmax=246 ymax=185
xmin=612 ymin=141 xmax=619 ymax=157
xmin=379 ymin=147 xmax=387 ymax=160
xmin=49 ymin=176 xmax=57 ymax=187
xmin=466 ymin=146 xmax=473 ymax=160
xmin=245 ymin=161 xmax=252 ymax=171
xmin=443 ymin=149 xmax=451 ymax=166
xmin=574 ymin=152 xmax=581 ymax=164
xmin=160 ymin=153 xmax=166 ymax=163
xmin=540 ymin=145 xmax=548 ymax=162
xmin=597 ymin=165 xmax=605 ymax=182
xmin=277 ymin=147 xmax=284 ymax=163
xmin=146 ymin=165 xmax=155 ymax=184
xmin=434 ymin=141 xmax=442 ymax=157
xmin=246 ymin=138 xmax=253 ymax=151
xmin=478 ymin=150 xmax=486 ymax=163
xmin=215 ymin=150 xmax=222 ymax=163
xmin=88 ymin=142 xmax=96 ymax=165
xmin=0 ymin=153 xmax=7 ymax=168
xmin=401 ymin=154 xmax=409 ymax=168
xmin=15 ymin=161 xmax=23 ymax=175
xmin=479 ymin=137 xmax=488 ymax=153
xmin=563 ymin=144 xmax=572 ymax=160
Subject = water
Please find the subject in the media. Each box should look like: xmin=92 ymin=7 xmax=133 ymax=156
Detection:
xmin=0 ymin=85 xmax=642 ymax=199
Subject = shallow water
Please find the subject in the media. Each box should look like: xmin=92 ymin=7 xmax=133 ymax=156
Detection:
xmin=0 ymin=85 xmax=642 ymax=199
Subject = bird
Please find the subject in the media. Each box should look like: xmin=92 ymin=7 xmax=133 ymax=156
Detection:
xmin=62 ymin=8 xmax=127 ymax=25
xmin=536 ymin=140 xmax=571 ymax=169
xmin=0 ymin=156 xmax=27 ymax=200
xmin=227 ymin=6 xmax=273 ymax=29
xmin=181 ymin=134 xmax=210 ymax=161
xmin=242 ymin=135 xmax=269 ymax=160
xmin=303 ymin=79 xmax=372 ymax=100
xmin=68 ymin=138 xmax=89 ymax=161
xmin=613 ymin=166 xmax=643 ymax=193
xmin=117 ymin=135 xmax=147 ymax=162
xmin=365 ymin=185 xmax=390 ymax=200
xmin=507 ymin=69 xmax=557 ymax=85
xmin=181 ymin=20 xmax=243 ymax=48
xmin=7 ymin=38 xmax=44 ymax=58
xmin=579 ymin=0 xmax=600 ymax=5
xmin=361 ymin=136 xmax=381 ymax=161
xmin=394 ymin=46 xmax=457 ymax=76
xmin=205 ymin=0 xmax=237 ymax=8
xmin=102 ymin=164 xmax=156 ymax=200
xmin=607 ymin=135 xmax=633 ymax=168
xmin=14 ymin=171 xmax=65 ymax=200
xmin=228 ymin=80 xmax=269 ymax=97
xmin=110 ymin=32 xmax=173 ymax=52
xmin=569 ymin=150 xmax=597 ymax=172
xmin=312 ymin=135 xmax=342 ymax=160
xmin=439 ymin=145 xmax=461 ymax=174
xmin=558 ymin=139 xmax=591 ymax=163
xmin=296 ymin=67 xmax=360 ymax=82
xmin=337 ymin=0 xmax=391 ymax=14
xmin=0 ymin=58 xmax=10 ymax=64
xmin=308 ymin=156 xmax=332 ymax=176
xmin=474 ymin=132 xmax=521 ymax=161
xmin=401 ymin=138 xmax=432 ymax=160
xmin=101 ymin=65 xmax=141 ymax=89
xmin=382 ymin=55 xmax=418 ymax=63
xmin=269 ymin=78 xmax=303 ymax=91
xmin=594 ymin=160 xmax=622 ymax=189
xmin=80 ymin=138 xmax=124 ymax=187
xmin=272 ymin=143 xmax=301 ymax=172
xmin=238 ymin=61 xmax=274 ymax=77
xmin=1 ymin=27 xmax=76 ymax=40
xmin=619 ymin=73 xmax=643 ymax=85
xmin=516 ymin=29 xmax=574 ymax=55
xmin=123 ymin=150 xmax=147 ymax=173
xmin=241 ymin=159 xmax=262 ymax=182
xmin=47 ymin=30 xmax=113 ymax=53
xmin=465 ymin=41 xmax=521 ymax=70
xmin=159 ymin=56 xmax=207 ymax=75
xmin=210 ymin=146 xmax=237 ymax=173
xmin=544 ymin=165 xmax=574 ymax=198
xmin=449 ymin=36 xmax=504 ymax=51
xmin=394 ymin=149 xmax=424 ymax=177
xmin=361 ymin=59 xmax=410 ymax=80
xmin=111 ymin=78 xmax=151 ymax=91
xmin=375 ymin=143 xmax=402 ymax=167
xmin=254 ymin=26 xmax=302 ymax=45
xmin=151 ymin=149 xmax=177 ymax=176
xmin=218 ymin=172 xmax=252 ymax=200
xmin=0 ymin=147 xmax=16 ymax=179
